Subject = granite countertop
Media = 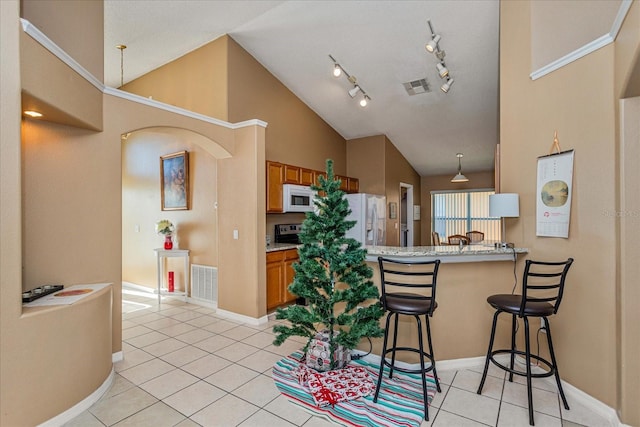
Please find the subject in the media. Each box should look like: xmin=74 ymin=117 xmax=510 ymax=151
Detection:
xmin=364 ymin=243 xmax=528 ymax=263
xmin=266 ymin=243 xmax=300 ymax=252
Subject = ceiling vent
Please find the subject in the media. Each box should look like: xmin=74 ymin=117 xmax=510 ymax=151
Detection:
xmin=403 ymin=78 xmax=431 ymax=95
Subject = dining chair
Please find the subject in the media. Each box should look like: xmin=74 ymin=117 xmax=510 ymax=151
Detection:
xmin=465 ymin=231 xmax=484 ymax=243
xmin=431 ymin=231 xmax=442 ymax=245
xmin=448 ymin=234 xmax=470 ymax=245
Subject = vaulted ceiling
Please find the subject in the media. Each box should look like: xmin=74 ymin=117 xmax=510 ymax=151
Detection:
xmin=104 ymin=1 xmax=501 ymax=176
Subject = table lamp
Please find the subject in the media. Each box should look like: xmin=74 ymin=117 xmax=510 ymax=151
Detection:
xmin=489 ymin=193 xmax=520 ymax=248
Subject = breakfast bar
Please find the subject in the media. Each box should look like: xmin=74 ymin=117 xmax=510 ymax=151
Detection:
xmin=359 ymin=244 xmax=529 ymax=363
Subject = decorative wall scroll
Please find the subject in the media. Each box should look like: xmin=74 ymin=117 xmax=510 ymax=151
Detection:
xmin=536 ymin=143 xmax=574 ymax=238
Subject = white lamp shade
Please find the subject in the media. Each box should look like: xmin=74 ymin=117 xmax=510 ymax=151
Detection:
xmin=489 ymin=193 xmax=520 ymax=217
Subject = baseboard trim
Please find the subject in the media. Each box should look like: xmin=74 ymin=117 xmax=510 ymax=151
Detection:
xmin=354 ymin=351 xmax=622 ymax=425
xmin=122 ymin=281 xmax=155 ymax=294
xmin=112 ymin=351 xmax=123 ymax=363
xmin=215 ymin=308 xmax=269 ymax=326
xmin=38 ymin=368 xmax=114 ymax=427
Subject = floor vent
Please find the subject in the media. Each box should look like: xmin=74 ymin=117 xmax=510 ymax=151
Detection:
xmin=403 ymin=78 xmax=431 ymax=95
xmin=191 ymin=264 xmax=217 ymax=304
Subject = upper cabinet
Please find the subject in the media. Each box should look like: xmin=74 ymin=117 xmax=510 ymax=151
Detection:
xmin=266 ymin=161 xmax=359 ymax=213
xmin=267 ymin=161 xmax=284 ymax=213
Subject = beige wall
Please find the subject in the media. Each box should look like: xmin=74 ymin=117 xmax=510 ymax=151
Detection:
xmin=500 ymin=1 xmax=640 ymax=417
xmin=21 ymin=0 xmax=104 ymax=80
xmin=384 ymin=137 xmax=422 ymax=246
xmin=347 ymin=135 xmax=422 ymax=246
xmin=122 ymin=37 xmax=229 ymax=120
xmin=122 ymin=130 xmax=219 ymax=290
xmin=420 ymin=171 xmax=495 ymax=244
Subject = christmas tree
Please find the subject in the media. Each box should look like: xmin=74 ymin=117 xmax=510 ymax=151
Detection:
xmin=273 ymin=159 xmax=385 ymax=370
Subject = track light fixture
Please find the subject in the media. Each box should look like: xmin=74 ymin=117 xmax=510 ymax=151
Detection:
xmin=441 ymin=77 xmax=454 ymax=93
xmin=329 ymin=54 xmax=371 ymax=108
xmin=426 ymin=20 xmax=454 ymax=93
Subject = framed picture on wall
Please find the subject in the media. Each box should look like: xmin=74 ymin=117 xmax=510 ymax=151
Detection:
xmin=160 ymin=151 xmax=189 ymax=210
xmin=389 ymin=202 xmax=397 ymax=219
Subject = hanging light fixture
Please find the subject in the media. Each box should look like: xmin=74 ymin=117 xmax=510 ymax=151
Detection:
xmin=451 ymin=153 xmax=469 ymax=183
xmin=116 ymin=44 xmax=127 ymax=87
xmin=329 ymin=54 xmax=371 ymax=107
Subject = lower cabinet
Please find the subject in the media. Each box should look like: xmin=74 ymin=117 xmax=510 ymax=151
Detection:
xmin=266 ymin=249 xmax=299 ymax=310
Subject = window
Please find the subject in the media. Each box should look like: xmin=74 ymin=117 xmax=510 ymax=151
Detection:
xmin=431 ymin=189 xmax=501 ymax=241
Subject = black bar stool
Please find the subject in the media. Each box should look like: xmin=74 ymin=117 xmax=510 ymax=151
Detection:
xmin=477 ymin=258 xmax=574 ymax=426
xmin=373 ymin=257 xmax=442 ymax=421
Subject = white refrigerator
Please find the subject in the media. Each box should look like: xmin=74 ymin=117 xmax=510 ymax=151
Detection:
xmin=345 ymin=193 xmax=386 ymax=245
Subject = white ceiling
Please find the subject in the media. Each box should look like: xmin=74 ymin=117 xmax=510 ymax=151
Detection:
xmin=104 ymin=0 xmax=500 ymax=177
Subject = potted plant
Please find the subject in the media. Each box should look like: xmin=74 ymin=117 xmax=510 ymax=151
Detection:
xmin=273 ymin=159 xmax=384 ymax=371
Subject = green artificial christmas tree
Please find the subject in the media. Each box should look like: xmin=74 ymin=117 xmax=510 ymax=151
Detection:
xmin=273 ymin=159 xmax=385 ymax=370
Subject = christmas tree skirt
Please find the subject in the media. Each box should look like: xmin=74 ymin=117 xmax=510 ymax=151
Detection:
xmin=272 ymin=351 xmax=436 ymax=427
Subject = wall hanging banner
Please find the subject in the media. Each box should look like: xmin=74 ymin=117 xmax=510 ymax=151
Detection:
xmin=536 ymin=150 xmax=574 ymax=238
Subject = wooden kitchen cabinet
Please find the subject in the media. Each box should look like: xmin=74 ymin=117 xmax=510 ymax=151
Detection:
xmin=266 ymin=161 xmax=284 ymax=213
xmin=267 ymin=161 xmax=360 ymax=213
xmin=266 ymin=249 xmax=299 ymax=310
xmin=300 ymin=168 xmax=315 ymax=186
xmin=284 ymin=164 xmax=301 ymax=184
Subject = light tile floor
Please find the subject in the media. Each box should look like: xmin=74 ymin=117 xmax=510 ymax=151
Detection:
xmin=65 ymin=289 xmax=609 ymax=427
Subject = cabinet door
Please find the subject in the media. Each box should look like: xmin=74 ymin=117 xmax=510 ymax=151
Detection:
xmin=347 ymin=177 xmax=359 ymax=193
xmin=283 ymin=249 xmax=299 ymax=303
xmin=284 ymin=165 xmax=301 ymax=184
xmin=336 ymin=175 xmax=349 ymax=192
xmin=266 ymin=261 xmax=284 ymax=309
xmin=267 ymin=251 xmax=285 ymax=310
xmin=266 ymin=161 xmax=284 ymax=213
xmin=300 ymin=168 xmax=314 ymax=186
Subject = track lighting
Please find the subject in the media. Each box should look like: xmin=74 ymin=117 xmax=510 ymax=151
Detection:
xmin=425 ymin=34 xmax=441 ymax=53
xmin=426 ymin=20 xmax=454 ymax=93
xmin=329 ymin=54 xmax=371 ymax=107
xmin=451 ymin=153 xmax=469 ymax=183
xmin=441 ymin=77 xmax=454 ymax=93
xmin=436 ymin=62 xmax=449 ymax=78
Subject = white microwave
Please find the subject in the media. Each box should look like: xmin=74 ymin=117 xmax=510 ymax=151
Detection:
xmin=283 ymin=184 xmax=316 ymax=213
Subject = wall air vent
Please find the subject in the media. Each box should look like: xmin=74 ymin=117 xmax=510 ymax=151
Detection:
xmin=403 ymin=78 xmax=431 ymax=95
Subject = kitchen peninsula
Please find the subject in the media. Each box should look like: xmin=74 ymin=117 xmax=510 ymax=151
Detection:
xmin=361 ymin=243 xmax=529 ymax=362
xmin=364 ymin=243 xmax=527 ymax=263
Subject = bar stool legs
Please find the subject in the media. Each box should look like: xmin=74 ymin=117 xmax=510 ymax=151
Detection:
xmin=373 ymin=311 xmax=441 ymax=421
xmin=477 ymin=311 xmax=570 ymax=426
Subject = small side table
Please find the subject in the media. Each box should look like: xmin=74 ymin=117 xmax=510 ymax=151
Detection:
xmin=154 ymin=248 xmax=190 ymax=304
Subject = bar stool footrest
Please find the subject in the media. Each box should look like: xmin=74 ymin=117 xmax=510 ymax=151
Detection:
xmin=382 ymin=347 xmax=436 ymax=375
xmin=489 ymin=349 xmax=555 ymax=378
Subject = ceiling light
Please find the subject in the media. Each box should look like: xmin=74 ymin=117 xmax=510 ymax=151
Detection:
xmin=426 ymin=20 xmax=454 ymax=93
xmin=24 ymin=110 xmax=43 ymax=118
xmin=441 ymin=77 xmax=454 ymax=93
xmin=329 ymin=54 xmax=372 ymax=107
xmin=436 ymin=62 xmax=449 ymax=78
xmin=425 ymin=34 xmax=441 ymax=53
xmin=451 ymin=153 xmax=469 ymax=183
xmin=348 ymin=85 xmax=361 ymax=98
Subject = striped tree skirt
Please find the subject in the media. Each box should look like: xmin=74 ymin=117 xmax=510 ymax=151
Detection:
xmin=272 ymin=352 xmax=437 ymax=427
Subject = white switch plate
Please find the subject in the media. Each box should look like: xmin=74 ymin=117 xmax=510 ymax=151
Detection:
xmin=233 ymin=229 xmax=239 ymax=240
xmin=134 ymin=224 xmax=140 ymax=233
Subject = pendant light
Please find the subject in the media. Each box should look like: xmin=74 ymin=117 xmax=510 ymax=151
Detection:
xmin=451 ymin=153 xmax=469 ymax=183
xmin=116 ymin=44 xmax=127 ymax=87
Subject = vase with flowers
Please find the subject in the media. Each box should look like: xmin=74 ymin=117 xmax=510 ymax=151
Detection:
xmin=155 ymin=219 xmax=175 ymax=249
